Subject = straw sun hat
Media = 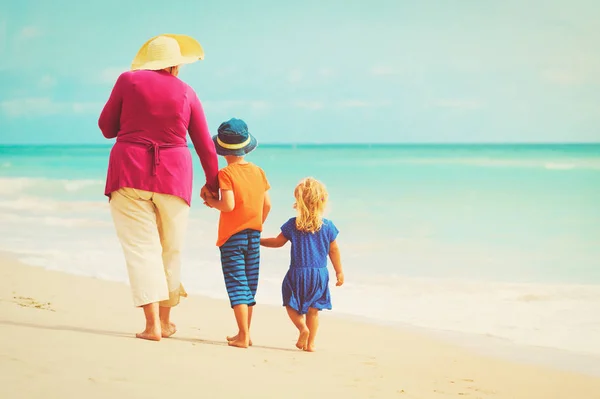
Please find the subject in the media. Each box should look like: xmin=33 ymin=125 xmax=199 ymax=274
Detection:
xmin=130 ymin=34 xmax=204 ymax=71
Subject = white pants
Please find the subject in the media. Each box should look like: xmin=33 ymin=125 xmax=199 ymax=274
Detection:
xmin=110 ymin=187 xmax=189 ymax=307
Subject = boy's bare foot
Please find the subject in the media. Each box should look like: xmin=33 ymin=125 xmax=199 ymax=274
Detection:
xmin=296 ymin=328 xmax=310 ymax=350
xmin=136 ymin=326 xmax=161 ymax=341
xmin=226 ymin=334 xmax=253 ymax=346
xmin=304 ymin=344 xmax=316 ymax=352
xmin=228 ymin=338 xmax=250 ymax=348
xmin=161 ymin=322 xmax=177 ymax=338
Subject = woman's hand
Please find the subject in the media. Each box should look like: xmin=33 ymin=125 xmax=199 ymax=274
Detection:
xmin=200 ymin=185 xmax=218 ymax=201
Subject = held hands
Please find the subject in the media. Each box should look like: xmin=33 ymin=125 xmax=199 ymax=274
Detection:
xmin=200 ymin=185 xmax=218 ymax=208
xmin=335 ymin=272 xmax=344 ymax=287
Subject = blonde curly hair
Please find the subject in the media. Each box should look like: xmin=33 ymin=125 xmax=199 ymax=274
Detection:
xmin=294 ymin=177 xmax=328 ymax=233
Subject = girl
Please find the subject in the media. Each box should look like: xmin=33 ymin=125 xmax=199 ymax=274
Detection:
xmin=260 ymin=178 xmax=344 ymax=352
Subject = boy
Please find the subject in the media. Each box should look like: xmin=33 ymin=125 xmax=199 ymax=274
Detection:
xmin=205 ymin=118 xmax=271 ymax=348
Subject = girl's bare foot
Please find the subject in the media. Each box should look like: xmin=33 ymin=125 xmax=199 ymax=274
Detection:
xmin=161 ymin=322 xmax=177 ymax=338
xmin=304 ymin=344 xmax=316 ymax=352
xmin=228 ymin=338 xmax=250 ymax=348
xmin=136 ymin=326 xmax=161 ymax=341
xmin=296 ymin=327 xmax=310 ymax=350
xmin=226 ymin=334 xmax=253 ymax=346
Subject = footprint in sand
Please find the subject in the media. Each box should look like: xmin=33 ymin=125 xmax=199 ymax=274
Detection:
xmin=13 ymin=296 xmax=55 ymax=311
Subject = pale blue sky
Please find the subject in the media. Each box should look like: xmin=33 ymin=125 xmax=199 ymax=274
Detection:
xmin=0 ymin=0 xmax=599 ymax=144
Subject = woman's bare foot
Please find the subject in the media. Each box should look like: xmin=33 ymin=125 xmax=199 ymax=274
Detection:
xmin=304 ymin=344 xmax=316 ymax=352
xmin=136 ymin=326 xmax=161 ymax=341
xmin=228 ymin=338 xmax=250 ymax=348
xmin=161 ymin=322 xmax=177 ymax=338
xmin=296 ymin=327 xmax=310 ymax=350
xmin=227 ymin=334 xmax=253 ymax=346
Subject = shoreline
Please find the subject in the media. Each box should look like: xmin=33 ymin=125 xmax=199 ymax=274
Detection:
xmin=5 ymin=249 xmax=600 ymax=378
xmin=2 ymin=253 xmax=600 ymax=398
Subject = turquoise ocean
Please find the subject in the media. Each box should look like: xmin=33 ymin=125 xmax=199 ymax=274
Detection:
xmin=1 ymin=144 xmax=600 ymax=367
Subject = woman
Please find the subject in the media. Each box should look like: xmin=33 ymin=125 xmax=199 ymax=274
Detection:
xmin=98 ymin=34 xmax=219 ymax=341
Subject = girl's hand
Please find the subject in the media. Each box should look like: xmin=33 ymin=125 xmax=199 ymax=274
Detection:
xmin=260 ymin=233 xmax=289 ymax=248
xmin=335 ymin=272 xmax=344 ymax=286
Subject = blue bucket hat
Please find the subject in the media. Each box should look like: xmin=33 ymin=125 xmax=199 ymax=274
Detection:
xmin=213 ymin=118 xmax=258 ymax=156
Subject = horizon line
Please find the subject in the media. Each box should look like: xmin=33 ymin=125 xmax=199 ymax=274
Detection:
xmin=1 ymin=141 xmax=600 ymax=147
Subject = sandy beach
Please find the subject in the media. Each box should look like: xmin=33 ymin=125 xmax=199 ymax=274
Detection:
xmin=1 ymin=254 xmax=599 ymax=399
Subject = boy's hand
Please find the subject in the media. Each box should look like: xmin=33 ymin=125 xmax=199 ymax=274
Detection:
xmin=204 ymin=196 xmax=216 ymax=209
xmin=335 ymin=272 xmax=344 ymax=286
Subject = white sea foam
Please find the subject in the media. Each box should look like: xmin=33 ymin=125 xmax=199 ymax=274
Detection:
xmin=330 ymin=157 xmax=600 ymax=170
xmin=444 ymin=157 xmax=600 ymax=170
xmin=0 ymin=196 xmax=108 ymax=213
xmin=544 ymin=162 xmax=577 ymax=170
xmin=328 ymin=275 xmax=600 ymax=356
xmin=0 ymin=212 xmax=111 ymax=227
xmin=0 ymin=177 xmax=104 ymax=196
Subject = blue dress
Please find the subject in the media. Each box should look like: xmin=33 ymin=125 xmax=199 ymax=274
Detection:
xmin=280 ymin=217 xmax=339 ymax=314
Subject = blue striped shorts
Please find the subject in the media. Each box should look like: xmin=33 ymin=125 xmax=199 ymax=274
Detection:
xmin=219 ymin=229 xmax=261 ymax=307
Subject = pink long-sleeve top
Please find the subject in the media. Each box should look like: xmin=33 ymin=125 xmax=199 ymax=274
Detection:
xmin=99 ymin=69 xmax=218 ymax=205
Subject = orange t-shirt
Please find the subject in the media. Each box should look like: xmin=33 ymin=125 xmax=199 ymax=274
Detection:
xmin=216 ymin=162 xmax=270 ymax=246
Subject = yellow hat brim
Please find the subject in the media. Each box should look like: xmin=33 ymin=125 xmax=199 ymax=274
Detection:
xmin=130 ymin=34 xmax=204 ymax=71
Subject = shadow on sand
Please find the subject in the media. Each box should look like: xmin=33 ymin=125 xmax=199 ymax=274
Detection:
xmin=0 ymin=319 xmax=300 ymax=352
